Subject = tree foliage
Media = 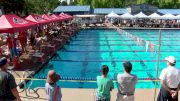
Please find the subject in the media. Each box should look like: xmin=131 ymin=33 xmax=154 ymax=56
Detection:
xmin=71 ymin=0 xmax=180 ymax=8
xmin=0 ymin=0 xmax=60 ymax=15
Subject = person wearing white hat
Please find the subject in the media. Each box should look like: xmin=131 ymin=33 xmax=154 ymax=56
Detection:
xmin=157 ymin=56 xmax=180 ymax=101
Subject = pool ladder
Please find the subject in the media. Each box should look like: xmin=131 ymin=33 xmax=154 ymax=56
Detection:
xmin=20 ymin=69 xmax=42 ymax=98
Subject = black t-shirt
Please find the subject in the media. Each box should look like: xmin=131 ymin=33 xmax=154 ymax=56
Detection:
xmin=0 ymin=71 xmax=17 ymax=100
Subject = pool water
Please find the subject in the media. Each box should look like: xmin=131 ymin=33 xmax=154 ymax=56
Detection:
xmin=27 ymin=29 xmax=180 ymax=89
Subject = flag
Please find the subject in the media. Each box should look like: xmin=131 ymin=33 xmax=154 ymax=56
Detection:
xmin=140 ymin=38 xmax=143 ymax=46
xmin=136 ymin=37 xmax=139 ymax=46
xmin=134 ymin=36 xmax=136 ymax=44
xmin=150 ymin=44 xmax=156 ymax=56
xmin=146 ymin=41 xmax=149 ymax=52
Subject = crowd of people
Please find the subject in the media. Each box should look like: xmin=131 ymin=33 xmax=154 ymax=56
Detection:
xmin=1 ymin=55 xmax=179 ymax=101
xmin=0 ymin=22 xmax=79 ymax=69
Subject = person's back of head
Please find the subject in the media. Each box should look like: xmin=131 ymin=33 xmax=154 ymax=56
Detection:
xmin=123 ymin=61 xmax=132 ymax=73
xmin=46 ymin=70 xmax=60 ymax=84
xmin=101 ymin=65 xmax=109 ymax=75
xmin=0 ymin=57 xmax=8 ymax=71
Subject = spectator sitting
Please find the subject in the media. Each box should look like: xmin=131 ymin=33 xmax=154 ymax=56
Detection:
xmin=96 ymin=65 xmax=114 ymax=101
xmin=45 ymin=70 xmax=62 ymax=101
xmin=116 ymin=61 xmax=138 ymax=101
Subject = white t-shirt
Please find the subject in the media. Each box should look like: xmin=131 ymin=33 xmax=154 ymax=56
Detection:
xmin=159 ymin=66 xmax=180 ymax=88
xmin=45 ymin=83 xmax=62 ymax=101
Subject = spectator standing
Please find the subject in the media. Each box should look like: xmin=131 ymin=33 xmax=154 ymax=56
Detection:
xmin=96 ymin=65 xmax=114 ymax=101
xmin=45 ymin=70 xmax=62 ymax=101
xmin=116 ymin=61 xmax=138 ymax=101
xmin=157 ymin=56 xmax=180 ymax=101
xmin=0 ymin=57 xmax=21 ymax=101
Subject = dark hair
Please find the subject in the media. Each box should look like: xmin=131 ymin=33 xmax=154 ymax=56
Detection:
xmin=101 ymin=65 xmax=109 ymax=75
xmin=123 ymin=61 xmax=132 ymax=73
xmin=0 ymin=57 xmax=7 ymax=67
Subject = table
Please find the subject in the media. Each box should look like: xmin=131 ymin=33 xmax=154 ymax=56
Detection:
xmin=47 ymin=44 xmax=56 ymax=52
xmin=32 ymin=52 xmax=45 ymax=63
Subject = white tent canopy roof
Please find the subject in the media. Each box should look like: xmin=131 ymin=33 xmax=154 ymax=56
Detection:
xmin=120 ymin=12 xmax=135 ymax=19
xmin=134 ymin=12 xmax=148 ymax=18
xmin=176 ymin=14 xmax=180 ymax=19
xmin=106 ymin=11 xmax=120 ymax=18
xmin=161 ymin=13 xmax=176 ymax=19
xmin=75 ymin=14 xmax=97 ymax=18
xmin=148 ymin=13 xmax=161 ymax=19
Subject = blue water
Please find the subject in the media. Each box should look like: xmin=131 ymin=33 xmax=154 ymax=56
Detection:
xmin=27 ymin=29 xmax=180 ymax=89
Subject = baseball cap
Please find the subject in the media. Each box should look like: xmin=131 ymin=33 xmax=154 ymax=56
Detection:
xmin=165 ymin=56 xmax=176 ymax=64
xmin=0 ymin=57 xmax=7 ymax=67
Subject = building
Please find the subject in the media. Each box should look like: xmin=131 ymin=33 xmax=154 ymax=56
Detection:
xmin=157 ymin=9 xmax=180 ymax=15
xmin=53 ymin=5 xmax=91 ymax=15
xmin=94 ymin=8 xmax=128 ymax=15
xmin=127 ymin=4 xmax=158 ymax=15
xmin=53 ymin=4 xmax=180 ymax=16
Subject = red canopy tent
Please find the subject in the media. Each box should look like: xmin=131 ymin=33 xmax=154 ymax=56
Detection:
xmin=59 ymin=14 xmax=68 ymax=20
xmin=42 ymin=14 xmax=58 ymax=22
xmin=25 ymin=14 xmax=49 ymax=26
xmin=64 ymin=13 xmax=73 ymax=19
xmin=51 ymin=14 xmax=65 ymax=22
xmin=59 ymin=13 xmax=73 ymax=20
xmin=0 ymin=14 xmax=38 ymax=33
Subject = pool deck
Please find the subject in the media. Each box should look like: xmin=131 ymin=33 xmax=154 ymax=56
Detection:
xmin=18 ymin=88 xmax=180 ymax=101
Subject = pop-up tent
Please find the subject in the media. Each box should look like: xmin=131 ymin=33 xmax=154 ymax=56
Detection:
xmin=160 ymin=13 xmax=176 ymax=19
xmin=106 ymin=11 xmax=120 ymax=18
xmin=59 ymin=13 xmax=72 ymax=20
xmin=51 ymin=14 xmax=65 ymax=22
xmin=120 ymin=12 xmax=135 ymax=19
xmin=63 ymin=13 xmax=73 ymax=20
xmin=41 ymin=14 xmax=57 ymax=22
xmin=148 ymin=13 xmax=161 ymax=19
xmin=0 ymin=14 xmax=38 ymax=33
xmin=134 ymin=12 xmax=148 ymax=18
xmin=176 ymin=14 xmax=180 ymax=19
xmin=25 ymin=14 xmax=49 ymax=26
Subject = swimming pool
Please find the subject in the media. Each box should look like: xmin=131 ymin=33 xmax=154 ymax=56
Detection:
xmin=27 ymin=28 xmax=180 ymax=89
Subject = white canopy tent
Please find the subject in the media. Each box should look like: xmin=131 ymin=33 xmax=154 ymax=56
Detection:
xmin=120 ymin=12 xmax=135 ymax=19
xmin=176 ymin=14 xmax=180 ymax=19
xmin=75 ymin=14 xmax=97 ymax=18
xmin=134 ymin=12 xmax=148 ymax=18
xmin=160 ymin=13 xmax=176 ymax=19
xmin=148 ymin=13 xmax=161 ymax=19
xmin=106 ymin=11 xmax=120 ymax=18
